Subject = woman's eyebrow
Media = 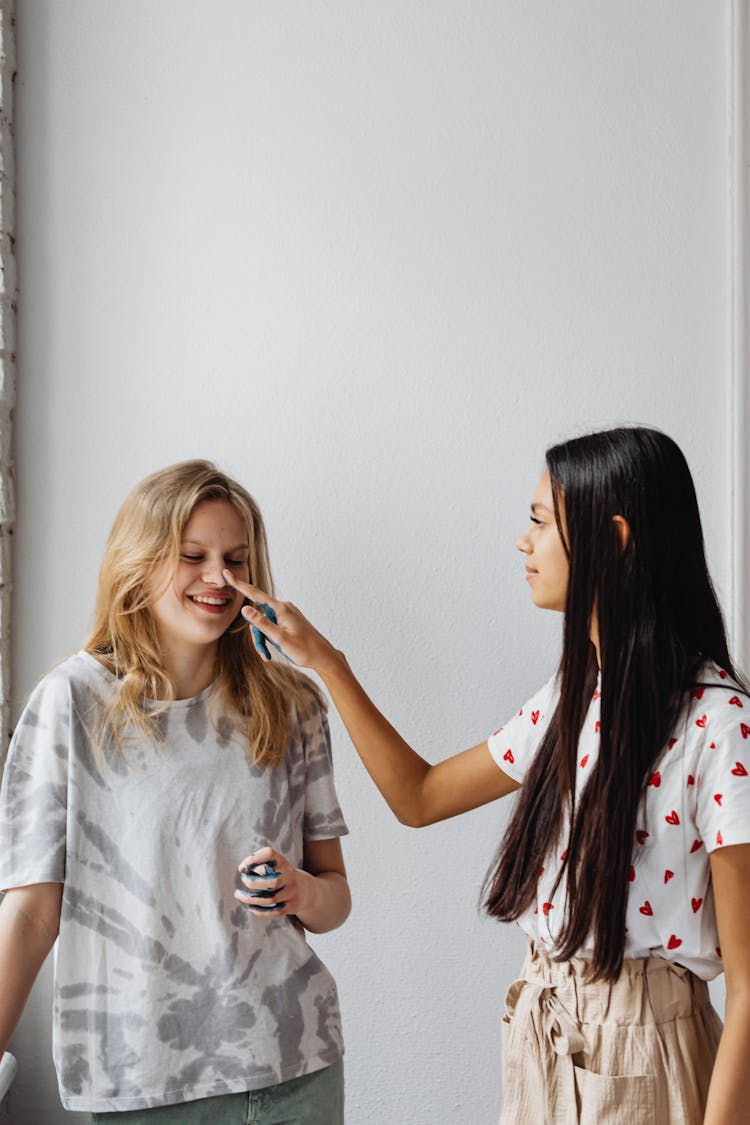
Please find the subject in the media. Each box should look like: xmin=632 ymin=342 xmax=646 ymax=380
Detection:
xmin=181 ymin=538 xmax=250 ymax=551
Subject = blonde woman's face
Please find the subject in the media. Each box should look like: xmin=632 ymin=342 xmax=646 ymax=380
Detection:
xmin=148 ymin=499 xmax=250 ymax=653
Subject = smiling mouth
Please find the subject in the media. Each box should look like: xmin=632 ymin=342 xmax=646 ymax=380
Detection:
xmin=189 ymin=595 xmax=233 ymax=610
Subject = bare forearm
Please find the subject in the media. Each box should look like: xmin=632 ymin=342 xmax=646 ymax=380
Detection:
xmin=0 ymin=891 xmax=60 ymax=1057
xmin=318 ymin=651 xmax=432 ymax=825
xmin=704 ymin=998 xmax=750 ymax=1124
xmin=295 ymin=871 xmax=351 ymax=934
xmin=221 ymin=579 xmax=519 ymax=825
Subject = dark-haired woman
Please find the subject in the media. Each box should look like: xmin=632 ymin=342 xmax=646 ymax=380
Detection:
xmin=224 ymin=428 xmax=750 ymax=1124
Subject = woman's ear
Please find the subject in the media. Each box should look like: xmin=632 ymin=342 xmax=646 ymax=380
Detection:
xmin=612 ymin=514 xmax=631 ymax=549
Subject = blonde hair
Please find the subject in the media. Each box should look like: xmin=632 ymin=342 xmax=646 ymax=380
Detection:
xmin=85 ymin=459 xmax=324 ymax=766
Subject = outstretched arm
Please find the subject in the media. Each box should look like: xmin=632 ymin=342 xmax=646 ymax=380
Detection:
xmin=0 ymin=883 xmax=63 ymax=1058
xmin=223 ymin=574 xmax=520 ymax=827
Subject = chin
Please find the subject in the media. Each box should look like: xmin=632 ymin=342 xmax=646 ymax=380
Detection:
xmin=532 ymin=593 xmax=565 ymax=613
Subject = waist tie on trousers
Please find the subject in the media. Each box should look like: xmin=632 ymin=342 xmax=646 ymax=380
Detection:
xmin=512 ymin=978 xmax=585 ymax=1124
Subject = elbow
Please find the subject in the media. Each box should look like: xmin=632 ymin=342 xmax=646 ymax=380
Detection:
xmin=341 ymin=884 xmax=352 ymax=926
xmin=302 ymin=875 xmax=352 ymax=935
xmin=332 ymin=878 xmax=352 ymax=928
xmin=395 ymin=808 xmax=430 ymax=829
xmin=393 ymin=779 xmax=437 ymax=828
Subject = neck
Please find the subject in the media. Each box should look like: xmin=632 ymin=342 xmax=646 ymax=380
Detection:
xmin=590 ymin=616 xmax=601 ymax=669
xmin=159 ymin=642 xmax=218 ymax=700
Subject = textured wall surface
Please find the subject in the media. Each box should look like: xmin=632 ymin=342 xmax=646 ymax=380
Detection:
xmin=8 ymin=3 xmax=735 ymax=1123
xmin=0 ymin=0 xmax=14 ymax=761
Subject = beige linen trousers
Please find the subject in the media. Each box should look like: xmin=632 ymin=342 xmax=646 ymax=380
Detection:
xmin=500 ymin=941 xmax=722 ymax=1124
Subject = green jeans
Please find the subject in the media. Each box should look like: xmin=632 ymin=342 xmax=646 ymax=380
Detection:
xmin=91 ymin=1061 xmax=344 ymax=1125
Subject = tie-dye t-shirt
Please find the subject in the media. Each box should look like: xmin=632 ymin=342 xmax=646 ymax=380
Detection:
xmin=0 ymin=651 xmax=348 ymax=1113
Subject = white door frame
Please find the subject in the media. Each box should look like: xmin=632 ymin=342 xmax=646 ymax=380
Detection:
xmin=731 ymin=0 xmax=750 ymax=671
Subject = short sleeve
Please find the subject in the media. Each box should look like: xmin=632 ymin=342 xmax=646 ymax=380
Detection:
xmin=0 ymin=670 xmax=72 ymax=890
xmin=301 ymin=703 xmax=348 ymax=841
xmin=696 ymin=710 xmax=750 ymax=852
xmin=487 ymin=675 xmax=558 ymax=783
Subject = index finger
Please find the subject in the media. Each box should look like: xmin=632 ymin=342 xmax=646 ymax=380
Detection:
xmin=222 ymin=571 xmax=276 ymax=608
xmin=239 ymin=845 xmax=277 ymax=872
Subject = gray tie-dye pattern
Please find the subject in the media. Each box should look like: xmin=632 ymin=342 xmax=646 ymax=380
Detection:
xmin=59 ymin=1044 xmax=91 ymax=1096
xmin=0 ymin=651 xmax=347 ymax=1114
xmin=185 ymin=699 xmax=208 ymax=744
xmin=215 ymin=714 xmax=233 ymax=748
xmin=75 ymin=812 xmax=157 ymax=907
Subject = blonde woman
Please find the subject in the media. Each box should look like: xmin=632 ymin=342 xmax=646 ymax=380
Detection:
xmin=0 ymin=461 xmax=350 ymax=1124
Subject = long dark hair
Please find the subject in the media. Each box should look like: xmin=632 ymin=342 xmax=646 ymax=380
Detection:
xmin=483 ymin=427 xmax=746 ymax=980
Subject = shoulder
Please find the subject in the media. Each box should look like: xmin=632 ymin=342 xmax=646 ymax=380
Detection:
xmin=687 ymin=665 xmax=749 ymax=744
xmin=492 ymin=673 xmax=559 ymax=738
xmin=22 ymin=652 xmax=90 ymax=709
xmin=17 ymin=651 xmax=115 ymax=730
xmin=487 ymin=673 xmax=559 ymax=778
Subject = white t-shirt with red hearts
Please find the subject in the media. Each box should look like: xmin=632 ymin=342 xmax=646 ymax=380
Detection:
xmin=487 ymin=663 xmax=750 ymax=980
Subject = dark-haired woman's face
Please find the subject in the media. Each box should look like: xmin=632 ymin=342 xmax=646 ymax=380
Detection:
xmin=516 ymin=471 xmax=569 ymax=612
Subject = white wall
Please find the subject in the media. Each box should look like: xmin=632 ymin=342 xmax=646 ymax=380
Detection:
xmin=8 ymin=3 xmax=732 ymax=1122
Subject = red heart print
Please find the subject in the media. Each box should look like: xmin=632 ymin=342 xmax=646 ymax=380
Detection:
xmin=560 ymin=850 xmax=567 ymax=862
xmin=690 ymin=839 xmax=703 ymax=853
xmin=710 ymin=742 xmax=716 ymax=749
xmin=668 ymin=737 xmax=678 ymax=749
xmin=714 ymin=794 xmax=723 ymax=806
xmin=503 ymin=749 xmax=514 ymax=764
xmin=492 ymin=728 xmax=503 ymax=737
xmin=687 ymin=774 xmax=695 ymax=786
xmin=716 ymin=830 xmax=723 ymax=846
xmin=531 ymin=710 xmax=540 ymax=725
xmin=720 ymin=669 xmax=728 ymax=679
xmin=518 ymin=709 xmax=523 ymax=716
xmin=648 ymin=771 xmax=661 ymax=787
xmin=732 ymin=762 xmax=748 ymax=777
xmin=593 ymin=689 xmax=601 ymax=700
xmin=594 ymin=720 xmax=601 ymax=733
xmin=542 ymin=902 xmax=554 ymax=915
xmin=741 ymin=723 xmax=750 ymax=740
xmin=665 ymin=810 xmax=680 ymax=825
xmin=716 ymin=945 xmax=722 ymax=957
xmin=580 ymin=755 xmax=589 ymax=768
xmin=729 ymin=696 xmax=744 ymax=708
xmin=537 ymin=866 xmax=545 ymax=879
xmin=628 ymin=866 xmax=635 ymax=882
xmin=667 ymin=935 xmax=682 ymax=950
xmin=639 ymin=901 xmax=653 ymax=916
xmin=694 ymin=688 xmax=705 ymax=700
xmin=696 ymin=715 xmax=707 ymax=728
xmin=664 ymin=869 xmax=674 ymax=883
xmin=691 ymin=898 xmax=703 ymax=913
xmin=636 ymin=829 xmax=649 ymax=845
